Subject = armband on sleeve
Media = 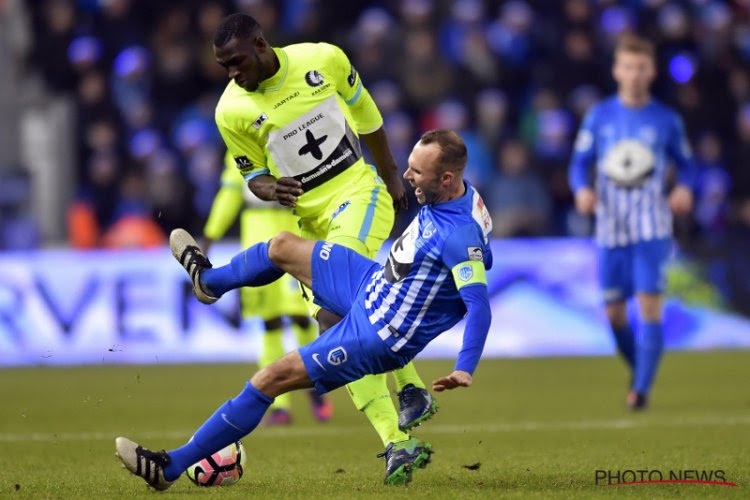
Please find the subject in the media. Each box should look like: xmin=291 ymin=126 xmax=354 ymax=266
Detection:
xmin=451 ymin=260 xmax=487 ymax=290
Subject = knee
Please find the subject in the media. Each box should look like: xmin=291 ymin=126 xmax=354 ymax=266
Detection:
xmin=605 ymin=302 xmax=628 ymax=328
xmin=268 ymin=231 xmax=297 ymax=265
xmin=250 ymin=363 xmax=290 ymax=396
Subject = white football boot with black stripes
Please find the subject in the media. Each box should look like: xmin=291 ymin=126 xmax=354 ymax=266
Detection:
xmin=115 ymin=437 xmax=176 ymax=491
xmin=170 ymin=228 xmax=218 ymax=304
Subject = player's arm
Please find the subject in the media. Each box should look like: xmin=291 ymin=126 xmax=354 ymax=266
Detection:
xmin=568 ymin=107 xmax=598 ymax=215
xmin=433 ymin=227 xmax=492 ymax=392
xmin=666 ymin=111 xmax=696 ymax=216
xmin=326 ymin=44 xmax=408 ymax=212
xmin=202 ymin=153 xmax=245 ymax=251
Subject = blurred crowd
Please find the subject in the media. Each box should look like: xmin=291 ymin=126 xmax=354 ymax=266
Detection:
xmin=7 ymin=0 xmax=750 ymax=309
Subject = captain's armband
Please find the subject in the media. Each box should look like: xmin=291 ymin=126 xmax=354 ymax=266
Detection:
xmin=451 ymin=260 xmax=487 ymax=290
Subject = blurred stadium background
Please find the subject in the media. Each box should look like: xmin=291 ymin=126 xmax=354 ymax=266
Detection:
xmin=2 ymin=0 xmax=750 ymax=364
xmin=2 ymin=1 xmax=750 ymax=497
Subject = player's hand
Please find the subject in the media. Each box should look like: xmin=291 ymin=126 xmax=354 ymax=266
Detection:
xmin=385 ymin=176 xmax=408 ymax=213
xmin=575 ymin=187 xmax=596 ymax=215
xmin=432 ymin=370 xmax=472 ymax=392
xmin=669 ymin=185 xmax=693 ymax=216
xmin=275 ymin=177 xmax=304 ymax=207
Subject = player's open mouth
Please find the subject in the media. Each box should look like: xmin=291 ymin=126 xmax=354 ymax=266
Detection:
xmin=415 ymin=188 xmax=423 ymax=197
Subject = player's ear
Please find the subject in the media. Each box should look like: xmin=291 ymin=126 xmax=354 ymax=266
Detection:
xmin=441 ymin=170 xmax=453 ymax=186
xmin=253 ymin=34 xmax=268 ymax=52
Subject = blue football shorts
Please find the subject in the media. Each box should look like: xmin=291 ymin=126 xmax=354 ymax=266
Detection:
xmin=598 ymin=238 xmax=672 ymax=303
xmin=298 ymin=241 xmax=407 ymax=394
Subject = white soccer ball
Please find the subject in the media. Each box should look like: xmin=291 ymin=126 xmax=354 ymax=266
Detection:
xmin=186 ymin=440 xmax=247 ymax=487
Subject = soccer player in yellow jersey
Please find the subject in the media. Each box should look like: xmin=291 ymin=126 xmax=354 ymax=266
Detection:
xmin=203 ymin=152 xmax=332 ymax=425
xmin=207 ymin=13 xmax=437 ymax=478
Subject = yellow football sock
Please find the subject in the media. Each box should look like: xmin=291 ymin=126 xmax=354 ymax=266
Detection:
xmin=292 ymin=321 xmax=318 ymax=347
xmin=346 ymin=374 xmax=409 ymax=446
xmin=259 ymin=328 xmax=291 ymax=411
xmin=391 ymin=362 xmax=426 ymax=392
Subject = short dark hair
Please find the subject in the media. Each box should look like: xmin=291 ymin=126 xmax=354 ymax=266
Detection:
xmin=419 ymin=129 xmax=467 ymax=173
xmin=213 ymin=13 xmax=261 ymax=48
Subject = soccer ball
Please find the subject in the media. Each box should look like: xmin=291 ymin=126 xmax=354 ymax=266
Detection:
xmin=186 ymin=440 xmax=247 ymax=487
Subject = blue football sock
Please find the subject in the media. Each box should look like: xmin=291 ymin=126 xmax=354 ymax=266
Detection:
xmin=163 ymin=382 xmax=273 ymax=481
xmin=633 ymin=322 xmax=664 ymax=395
xmin=611 ymin=323 xmax=635 ymax=369
xmin=200 ymin=242 xmax=284 ymax=297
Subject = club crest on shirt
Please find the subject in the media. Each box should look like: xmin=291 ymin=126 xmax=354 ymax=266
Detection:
xmin=327 ymin=346 xmax=347 ymax=365
xmin=467 ymin=246 xmax=483 ymax=261
xmin=458 ymin=265 xmax=473 ymax=282
xmin=305 ymin=70 xmax=324 ymax=87
xmin=421 ymin=221 xmax=436 ymax=239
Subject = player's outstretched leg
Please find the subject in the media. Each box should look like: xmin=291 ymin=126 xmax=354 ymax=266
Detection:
xmin=378 ymin=437 xmax=433 ymax=485
xmin=116 ymin=352 xmax=311 ymax=489
xmin=170 ymin=229 xmax=219 ymax=304
xmin=170 ymin=229 xmax=316 ymax=302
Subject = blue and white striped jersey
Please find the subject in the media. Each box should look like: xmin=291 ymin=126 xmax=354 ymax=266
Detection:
xmin=363 ymin=181 xmax=493 ymax=359
xmin=569 ymin=96 xmax=695 ymax=247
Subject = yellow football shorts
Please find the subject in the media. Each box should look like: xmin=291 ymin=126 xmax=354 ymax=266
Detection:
xmin=298 ymin=171 xmax=395 ymax=318
xmin=239 ymin=208 xmax=309 ymax=320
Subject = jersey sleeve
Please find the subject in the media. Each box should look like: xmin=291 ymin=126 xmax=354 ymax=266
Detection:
xmin=666 ymin=110 xmax=697 ymax=189
xmin=203 ymin=152 xmax=244 ymax=240
xmin=568 ymin=106 xmax=598 ymax=193
xmin=442 ymin=224 xmax=489 ymax=290
xmin=443 ymin=223 xmax=493 ymax=374
xmin=216 ymin=106 xmax=270 ymax=181
xmin=324 ymin=43 xmax=383 ymax=134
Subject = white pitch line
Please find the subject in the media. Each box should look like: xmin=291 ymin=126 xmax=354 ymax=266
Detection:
xmin=1 ymin=415 xmax=749 ymax=443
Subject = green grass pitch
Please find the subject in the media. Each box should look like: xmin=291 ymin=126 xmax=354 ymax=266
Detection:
xmin=1 ymin=351 xmax=748 ymax=498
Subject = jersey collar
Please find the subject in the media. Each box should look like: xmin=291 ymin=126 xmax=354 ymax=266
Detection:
xmin=257 ymin=47 xmax=288 ymax=93
xmin=430 ymin=181 xmax=472 ymax=212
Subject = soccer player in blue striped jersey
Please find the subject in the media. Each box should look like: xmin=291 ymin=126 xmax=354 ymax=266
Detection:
xmin=569 ymin=34 xmax=696 ymax=410
xmin=115 ymin=130 xmax=493 ymax=488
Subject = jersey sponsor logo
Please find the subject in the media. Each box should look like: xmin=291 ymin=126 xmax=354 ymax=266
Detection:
xmin=347 ymin=65 xmax=357 ymax=87
xmin=319 ymin=242 xmax=334 ymax=260
xmin=331 ymin=200 xmax=350 ymax=220
xmin=266 ymin=96 xmax=362 ymax=189
xmin=234 ymin=156 xmax=252 ymax=170
xmin=602 ymin=139 xmax=655 ymax=188
xmin=468 ymin=246 xmax=483 ymax=261
xmin=252 ymin=113 xmax=268 ymax=130
xmin=458 ymin=265 xmax=473 ymax=282
xmin=327 ymin=346 xmax=347 ymax=365
xmin=385 ymin=217 xmax=418 ymax=283
xmin=298 ymin=129 xmax=328 ymax=160
xmin=471 ymin=190 xmax=493 ymax=243
xmin=305 ymin=70 xmax=324 ymax=87
xmin=273 ymin=91 xmax=299 ymax=109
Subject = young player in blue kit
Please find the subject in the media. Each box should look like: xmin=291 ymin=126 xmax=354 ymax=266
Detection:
xmin=115 ymin=130 xmax=493 ymax=488
xmin=569 ymin=34 xmax=695 ymax=410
